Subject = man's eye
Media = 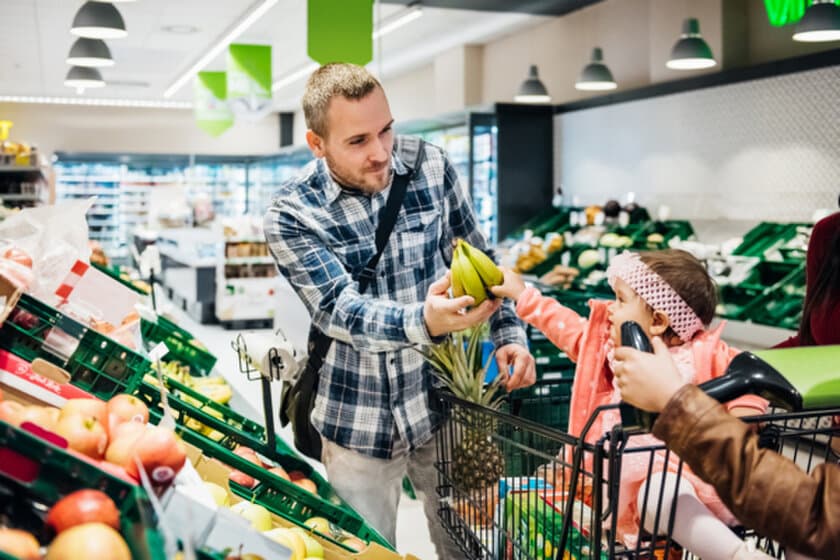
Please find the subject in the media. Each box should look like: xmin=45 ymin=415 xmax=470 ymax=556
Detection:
xmin=350 ymin=138 xmax=365 ymax=145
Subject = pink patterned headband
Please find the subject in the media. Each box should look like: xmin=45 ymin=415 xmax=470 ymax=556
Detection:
xmin=606 ymin=251 xmax=705 ymax=342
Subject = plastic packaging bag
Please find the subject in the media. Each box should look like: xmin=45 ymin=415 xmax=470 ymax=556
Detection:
xmin=0 ymin=199 xmax=93 ymax=302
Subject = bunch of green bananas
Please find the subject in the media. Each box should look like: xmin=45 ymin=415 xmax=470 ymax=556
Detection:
xmin=451 ymin=238 xmax=504 ymax=305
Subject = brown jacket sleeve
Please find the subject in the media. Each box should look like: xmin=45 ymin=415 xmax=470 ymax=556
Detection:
xmin=652 ymin=384 xmax=840 ymax=559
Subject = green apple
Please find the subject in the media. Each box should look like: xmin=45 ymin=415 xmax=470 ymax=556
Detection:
xmin=204 ymin=481 xmax=229 ymax=507
xmin=303 ymin=516 xmax=332 ymax=536
xmin=290 ymin=528 xmax=325 ymax=558
xmin=230 ymin=501 xmax=272 ymax=532
xmin=263 ymin=528 xmax=306 ymax=560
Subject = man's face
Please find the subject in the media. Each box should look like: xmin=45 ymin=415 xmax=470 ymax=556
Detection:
xmin=308 ymin=86 xmax=395 ymax=194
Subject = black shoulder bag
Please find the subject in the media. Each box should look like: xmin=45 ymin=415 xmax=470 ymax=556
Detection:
xmin=280 ymin=139 xmax=425 ymax=461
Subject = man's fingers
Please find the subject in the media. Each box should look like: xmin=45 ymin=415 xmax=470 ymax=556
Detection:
xmin=428 ymin=274 xmax=451 ymax=295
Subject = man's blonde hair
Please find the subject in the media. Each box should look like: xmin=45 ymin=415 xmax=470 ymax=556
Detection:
xmin=303 ymin=63 xmax=382 ymax=137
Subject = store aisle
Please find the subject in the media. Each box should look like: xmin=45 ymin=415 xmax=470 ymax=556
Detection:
xmin=161 ymin=294 xmax=439 ymax=560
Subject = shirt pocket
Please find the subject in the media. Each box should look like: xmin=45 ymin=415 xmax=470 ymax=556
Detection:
xmin=398 ymin=210 xmax=440 ymax=267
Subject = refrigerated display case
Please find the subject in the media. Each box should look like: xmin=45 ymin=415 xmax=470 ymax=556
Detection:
xmin=249 ymin=146 xmax=312 ymax=217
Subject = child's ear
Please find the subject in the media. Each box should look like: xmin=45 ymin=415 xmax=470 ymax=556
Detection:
xmin=650 ymin=310 xmax=670 ymax=336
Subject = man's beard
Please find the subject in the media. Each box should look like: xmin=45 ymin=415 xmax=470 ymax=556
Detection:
xmin=325 ymin=154 xmax=392 ymax=195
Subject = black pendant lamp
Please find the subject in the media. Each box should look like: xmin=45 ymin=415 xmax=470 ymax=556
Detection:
xmin=666 ymin=18 xmax=716 ymax=70
xmin=66 ymin=38 xmax=114 ymax=68
xmin=64 ymin=66 xmax=106 ymax=89
xmin=793 ymin=1 xmax=840 ymax=42
xmin=575 ymin=47 xmax=617 ymax=91
xmin=514 ymin=65 xmax=551 ymax=104
xmin=71 ymin=1 xmax=127 ymax=40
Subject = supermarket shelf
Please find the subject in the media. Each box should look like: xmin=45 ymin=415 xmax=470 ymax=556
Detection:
xmin=56 ymin=175 xmax=120 ymax=182
xmin=0 ymin=193 xmax=43 ymax=201
xmin=224 ymin=256 xmax=274 ymax=265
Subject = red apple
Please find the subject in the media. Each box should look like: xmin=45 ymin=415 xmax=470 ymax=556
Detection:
xmin=228 ymin=469 xmax=257 ymax=489
xmin=106 ymin=394 xmax=149 ymax=435
xmin=0 ymin=528 xmax=40 ymax=560
xmin=340 ymin=535 xmax=368 ymax=552
xmin=54 ymin=413 xmax=108 ymax=459
xmin=60 ymin=399 xmax=108 ymax=433
xmin=123 ymin=425 xmax=186 ymax=484
xmin=287 ymin=470 xmax=306 ymax=482
xmin=46 ymin=489 xmax=120 ymax=533
xmin=10 ymin=309 xmax=39 ymax=330
xmin=293 ymin=478 xmax=318 ymax=494
xmin=3 ymin=247 xmax=33 ymax=268
xmin=268 ymin=466 xmax=290 ymax=481
xmin=45 ymin=523 xmax=130 ymax=560
xmin=0 ymin=401 xmax=25 ymax=426
xmin=104 ymin=420 xmax=146 ymax=467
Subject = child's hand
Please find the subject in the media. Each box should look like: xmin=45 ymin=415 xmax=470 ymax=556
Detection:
xmin=613 ymin=337 xmax=688 ymax=412
xmin=489 ymin=267 xmax=527 ymax=302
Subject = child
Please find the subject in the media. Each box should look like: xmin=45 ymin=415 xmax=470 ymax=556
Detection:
xmin=491 ymin=249 xmax=770 ymax=560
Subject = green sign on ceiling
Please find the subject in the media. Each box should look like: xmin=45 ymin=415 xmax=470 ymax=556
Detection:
xmin=307 ymin=0 xmax=374 ymax=66
xmin=194 ymin=71 xmax=233 ymax=137
xmin=764 ymin=0 xmax=840 ymax=26
xmin=227 ymin=44 xmax=273 ymax=121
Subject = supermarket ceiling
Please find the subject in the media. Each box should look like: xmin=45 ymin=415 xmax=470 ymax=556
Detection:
xmin=0 ymin=0 xmax=554 ymax=109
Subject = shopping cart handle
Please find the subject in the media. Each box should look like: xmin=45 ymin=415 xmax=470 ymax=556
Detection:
xmin=618 ymin=322 xmax=658 ymax=431
xmin=696 ymin=352 xmax=802 ymax=412
xmin=618 ymin=322 xmax=805 ymax=432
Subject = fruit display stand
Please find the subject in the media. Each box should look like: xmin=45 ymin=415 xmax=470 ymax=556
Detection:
xmin=140 ymin=313 xmax=218 ymax=376
xmin=182 ymin=440 xmax=419 ymax=560
xmin=91 ymin=262 xmax=152 ymax=296
xmin=216 ymin=239 xmax=277 ymax=329
xmin=0 ymin=420 xmax=166 ymax=560
xmin=141 ymin=394 xmax=393 ymax=554
xmin=0 ymin=293 xmax=151 ymax=400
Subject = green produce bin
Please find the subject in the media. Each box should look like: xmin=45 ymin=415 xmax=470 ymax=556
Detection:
xmin=0 ymin=420 xmax=165 ymax=560
xmin=0 ymin=294 xmax=151 ymax=400
xmin=140 ymin=315 xmax=217 ymax=376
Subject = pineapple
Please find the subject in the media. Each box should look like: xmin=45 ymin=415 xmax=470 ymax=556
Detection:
xmin=422 ymin=325 xmax=506 ymax=492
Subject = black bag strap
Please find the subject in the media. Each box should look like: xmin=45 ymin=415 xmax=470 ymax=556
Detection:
xmin=305 ymin=139 xmax=427 ymax=376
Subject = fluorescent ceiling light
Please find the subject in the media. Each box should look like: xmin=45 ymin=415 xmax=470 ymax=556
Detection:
xmin=163 ymin=0 xmax=280 ymax=98
xmin=271 ymin=5 xmax=424 ymax=93
xmin=0 ymin=95 xmax=192 ymax=109
xmin=373 ymin=5 xmax=423 ymax=39
xmin=272 ymin=63 xmax=319 ymax=92
xmin=66 ymin=38 xmax=114 ymax=68
xmin=71 ymin=2 xmax=127 ymax=40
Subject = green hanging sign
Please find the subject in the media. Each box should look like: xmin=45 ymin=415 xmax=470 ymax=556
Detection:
xmin=764 ymin=0 xmax=839 ymax=26
xmin=227 ymin=44 xmax=273 ymax=121
xmin=194 ymin=71 xmax=233 ymax=137
xmin=307 ymin=0 xmax=374 ymax=66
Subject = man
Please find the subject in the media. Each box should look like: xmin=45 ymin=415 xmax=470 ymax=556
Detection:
xmin=613 ymin=337 xmax=839 ymax=559
xmin=264 ymin=63 xmax=535 ymax=558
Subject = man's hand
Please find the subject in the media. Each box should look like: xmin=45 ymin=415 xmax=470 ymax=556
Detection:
xmin=495 ymin=343 xmax=536 ymax=392
xmin=613 ymin=336 xmax=687 ymax=412
xmin=424 ymin=273 xmax=502 ymax=338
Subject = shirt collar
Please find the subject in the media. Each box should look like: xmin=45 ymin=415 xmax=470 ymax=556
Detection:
xmin=320 ymin=151 xmax=406 ymax=206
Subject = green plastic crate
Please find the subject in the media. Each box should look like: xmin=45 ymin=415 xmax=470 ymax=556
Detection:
xmin=732 ymin=222 xmax=811 ymax=260
xmin=150 ymin=408 xmax=393 ymax=552
xmin=91 ymin=262 xmax=151 ymax=295
xmin=0 ymin=420 xmax=165 ymax=560
xmin=0 ymin=294 xmax=151 ymax=400
xmin=141 ymin=315 xmax=217 ymax=376
xmin=134 ymin=378 xmax=294 ymax=465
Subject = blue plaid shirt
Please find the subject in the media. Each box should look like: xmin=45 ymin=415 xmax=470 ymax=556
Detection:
xmin=264 ymin=136 xmax=526 ymax=459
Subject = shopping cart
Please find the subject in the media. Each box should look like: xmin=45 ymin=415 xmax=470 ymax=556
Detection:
xmin=433 ymin=325 xmax=840 ymax=559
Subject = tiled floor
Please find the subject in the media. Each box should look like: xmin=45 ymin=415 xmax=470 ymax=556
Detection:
xmin=159 ymin=293 xmax=439 ymax=560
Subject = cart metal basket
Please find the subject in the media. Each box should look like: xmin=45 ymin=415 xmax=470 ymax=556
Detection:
xmin=434 ymin=382 xmax=840 ymax=559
